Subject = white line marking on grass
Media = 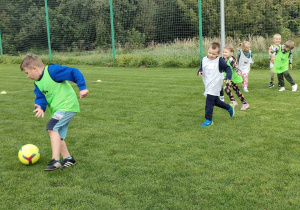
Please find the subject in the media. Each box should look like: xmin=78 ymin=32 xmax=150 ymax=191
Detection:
xmin=0 ymin=75 xmax=24 ymax=78
xmin=0 ymin=80 xmax=100 ymax=95
xmin=0 ymin=80 xmax=193 ymax=95
xmin=0 ymin=90 xmax=33 ymax=94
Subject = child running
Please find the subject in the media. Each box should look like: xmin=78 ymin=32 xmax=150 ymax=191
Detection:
xmin=237 ymin=41 xmax=254 ymax=92
xmin=21 ymin=54 xmax=89 ymax=171
xmin=197 ymin=42 xmax=235 ymax=127
xmin=222 ymin=45 xmax=250 ymax=110
xmin=270 ymin=40 xmax=298 ymax=91
xmin=268 ymin=34 xmax=282 ymax=88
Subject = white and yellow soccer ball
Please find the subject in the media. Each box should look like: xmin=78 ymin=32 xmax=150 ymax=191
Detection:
xmin=18 ymin=144 xmax=40 ymax=165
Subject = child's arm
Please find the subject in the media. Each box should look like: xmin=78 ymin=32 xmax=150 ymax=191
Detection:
xmin=33 ymin=84 xmax=47 ymax=118
xmin=268 ymin=45 xmax=275 ymax=63
xmin=49 ymin=64 xmax=89 ymax=98
xmin=236 ymin=50 xmax=241 ymax=64
xmin=229 ymin=57 xmax=242 ymax=76
xmin=289 ymin=51 xmax=293 ymax=70
xmin=197 ymin=62 xmax=203 ymax=77
xmin=270 ymin=45 xmax=279 ymax=56
xmin=219 ymin=58 xmax=232 ymax=82
xmin=250 ymin=51 xmax=254 ymax=64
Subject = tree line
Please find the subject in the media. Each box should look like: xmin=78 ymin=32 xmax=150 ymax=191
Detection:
xmin=0 ymin=0 xmax=299 ymax=54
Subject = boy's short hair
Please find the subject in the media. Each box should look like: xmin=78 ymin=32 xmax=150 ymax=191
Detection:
xmin=285 ymin=40 xmax=295 ymax=50
xmin=224 ymin=44 xmax=234 ymax=52
xmin=273 ymin=34 xmax=281 ymax=38
xmin=20 ymin=54 xmax=44 ymax=71
xmin=209 ymin=42 xmax=221 ymax=52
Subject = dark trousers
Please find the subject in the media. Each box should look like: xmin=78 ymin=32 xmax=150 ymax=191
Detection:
xmin=205 ymin=94 xmax=230 ymax=121
xmin=220 ymin=88 xmax=224 ymax=97
xmin=277 ymin=71 xmax=295 ymax=87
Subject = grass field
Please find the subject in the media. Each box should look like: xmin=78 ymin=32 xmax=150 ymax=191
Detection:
xmin=1 ymin=64 xmax=300 ymax=209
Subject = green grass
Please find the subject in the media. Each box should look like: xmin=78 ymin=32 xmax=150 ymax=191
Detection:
xmin=1 ymin=64 xmax=300 ymax=209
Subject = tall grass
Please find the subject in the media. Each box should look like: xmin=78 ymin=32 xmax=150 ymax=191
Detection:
xmin=1 ymin=36 xmax=299 ymax=69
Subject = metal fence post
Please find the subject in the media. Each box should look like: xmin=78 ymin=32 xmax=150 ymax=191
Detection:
xmin=220 ymin=0 xmax=225 ymax=54
xmin=110 ymin=0 xmax=116 ymax=59
xmin=45 ymin=0 xmax=52 ymax=61
xmin=0 ymin=27 xmax=3 ymax=61
xmin=198 ymin=0 xmax=203 ymax=63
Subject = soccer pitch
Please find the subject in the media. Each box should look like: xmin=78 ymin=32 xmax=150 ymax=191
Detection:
xmin=1 ymin=64 xmax=300 ymax=209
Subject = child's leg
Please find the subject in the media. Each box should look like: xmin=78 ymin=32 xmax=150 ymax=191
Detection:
xmin=277 ymin=73 xmax=284 ymax=87
xmin=60 ymin=140 xmax=70 ymax=159
xmin=205 ymin=95 xmax=215 ymax=121
xmin=219 ymin=87 xmax=224 ymax=101
xmin=46 ymin=111 xmax=76 ymax=159
xmin=224 ymin=82 xmax=235 ymax=102
xmin=283 ymin=71 xmax=295 ymax=85
xmin=220 ymin=87 xmax=224 ymax=97
xmin=48 ymin=130 xmax=61 ymax=160
xmin=58 ymin=122 xmax=71 ymax=158
xmin=270 ymin=67 xmax=275 ymax=83
xmin=242 ymin=73 xmax=249 ymax=87
xmin=215 ymin=97 xmax=231 ymax=110
xmin=232 ymin=83 xmax=247 ymax=104
xmin=215 ymin=97 xmax=234 ymax=117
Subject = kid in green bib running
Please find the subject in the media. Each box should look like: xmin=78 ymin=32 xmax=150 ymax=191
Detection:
xmin=270 ymin=40 xmax=297 ymax=92
xmin=21 ymin=54 xmax=89 ymax=171
xmin=222 ymin=45 xmax=250 ymax=111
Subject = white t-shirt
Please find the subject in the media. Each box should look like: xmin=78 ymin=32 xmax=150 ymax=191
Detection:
xmin=238 ymin=50 xmax=253 ymax=74
xmin=201 ymin=57 xmax=224 ymax=97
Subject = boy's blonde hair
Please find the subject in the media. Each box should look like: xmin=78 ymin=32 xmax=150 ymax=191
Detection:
xmin=285 ymin=40 xmax=295 ymax=50
xmin=224 ymin=44 xmax=235 ymax=53
xmin=20 ymin=54 xmax=44 ymax=71
xmin=239 ymin=41 xmax=251 ymax=51
xmin=273 ymin=33 xmax=281 ymax=39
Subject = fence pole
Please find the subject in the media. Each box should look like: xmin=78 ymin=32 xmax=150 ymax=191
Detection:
xmin=0 ymin=27 xmax=3 ymax=61
xmin=220 ymin=0 xmax=225 ymax=54
xmin=198 ymin=0 xmax=203 ymax=63
xmin=45 ymin=0 xmax=52 ymax=61
xmin=110 ymin=0 xmax=116 ymax=59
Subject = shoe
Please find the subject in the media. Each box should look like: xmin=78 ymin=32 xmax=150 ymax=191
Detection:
xmin=220 ymin=96 xmax=225 ymax=102
xmin=228 ymin=104 xmax=235 ymax=117
xmin=240 ymin=103 xmax=250 ymax=110
xmin=279 ymin=87 xmax=285 ymax=91
xmin=243 ymin=87 xmax=249 ymax=92
xmin=61 ymin=157 xmax=77 ymax=169
xmin=45 ymin=159 xmax=62 ymax=171
xmin=268 ymin=82 xmax=274 ymax=88
xmin=292 ymin=84 xmax=298 ymax=92
xmin=200 ymin=119 xmax=213 ymax=127
xmin=231 ymin=101 xmax=238 ymax=106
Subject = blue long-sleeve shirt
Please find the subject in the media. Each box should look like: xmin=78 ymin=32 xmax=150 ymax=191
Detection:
xmin=34 ymin=64 xmax=87 ymax=112
xmin=197 ymin=57 xmax=232 ymax=80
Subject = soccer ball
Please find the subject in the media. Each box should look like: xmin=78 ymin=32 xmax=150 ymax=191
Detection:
xmin=18 ymin=144 xmax=40 ymax=165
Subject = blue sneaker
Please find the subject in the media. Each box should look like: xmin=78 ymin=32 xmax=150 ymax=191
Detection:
xmin=200 ymin=119 xmax=213 ymax=127
xmin=228 ymin=104 xmax=235 ymax=117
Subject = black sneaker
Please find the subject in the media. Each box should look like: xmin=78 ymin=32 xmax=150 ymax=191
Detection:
xmin=268 ymin=82 xmax=274 ymax=88
xmin=44 ymin=159 xmax=62 ymax=171
xmin=61 ymin=157 xmax=76 ymax=169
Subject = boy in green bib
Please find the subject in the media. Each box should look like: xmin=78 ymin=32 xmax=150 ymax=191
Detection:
xmin=271 ymin=40 xmax=297 ymax=92
xmin=21 ymin=54 xmax=89 ymax=171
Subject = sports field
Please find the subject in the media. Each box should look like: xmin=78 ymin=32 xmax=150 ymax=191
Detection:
xmin=1 ymin=64 xmax=300 ymax=209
